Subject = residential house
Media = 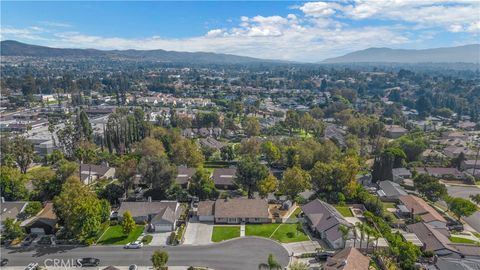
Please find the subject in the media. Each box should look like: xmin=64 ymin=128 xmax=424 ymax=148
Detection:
xmin=80 ymin=164 xmax=116 ymax=185
xmin=443 ymin=146 xmax=473 ymax=159
xmin=398 ymin=195 xmax=447 ymax=228
xmin=0 ymin=201 xmax=28 ymax=230
xmin=176 ymin=167 xmax=196 ymax=188
xmin=302 ymin=199 xmax=353 ymax=249
xmin=377 ymin=180 xmax=407 ymax=201
xmin=199 ymin=137 xmax=226 ymax=151
xmin=196 ymin=198 xmax=270 ymax=224
xmin=324 ymin=247 xmax=370 ymax=270
xmin=212 ymin=167 xmax=237 ymax=190
xmin=23 ymin=202 xmax=58 ymax=235
xmin=407 ymin=222 xmax=480 ymax=258
xmin=428 ymin=257 xmax=480 ymax=270
xmin=117 ymin=201 xmax=182 ymax=232
xmin=386 ymin=125 xmax=408 ymax=139
xmin=415 ymin=167 xmax=464 ymax=180
xmin=460 ymin=160 xmax=480 ymax=171
xmin=392 ymin=168 xmax=412 ymax=183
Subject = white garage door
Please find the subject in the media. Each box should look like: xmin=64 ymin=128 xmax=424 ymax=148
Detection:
xmin=198 ymin=215 xmax=214 ymax=222
xmin=154 ymin=224 xmax=172 ymax=232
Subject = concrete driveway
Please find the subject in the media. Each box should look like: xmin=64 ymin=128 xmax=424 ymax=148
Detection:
xmin=183 ymin=220 xmax=213 ymax=245
xmin=283 ymin=240 xmax=322 ymax=256
xmin=149 ymin=232 xmax=170 ymax=246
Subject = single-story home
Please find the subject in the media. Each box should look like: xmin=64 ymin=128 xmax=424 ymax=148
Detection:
xmin=324 ymin=247 xmax=370 ymax=270
xmin=117 ymin=201 xmax=182 ymax=232
xmin=175 ymin=167 xmax=196 ymax=188
xmin=80 ymin=163 xmax=116 ymax=185
xmin=392 ymin=168 xmax=412 ymax=183
xmin=460 ymin=160 xmax=480 ymax=171
xmin=398 ymin=195 xmax=447 ymax=228
xmin=385 ymin=125 xmax=408 ymax=139
xmin=377 ymin=180 xmax=407 ymax=202
xmin=196 ymin=198 xmax=270 ymax=224
xmin=22 ymin=202 xmax=58 ymax=235
xmin=212 ymin=168 xmax=237 ymax=190
xmin=415 ymin=167 xmax=464 ymax=180
xmin=407 ymin=222 xmax=480 ymax=259
xmin=302 ymin=199 xmax=353 ymax=249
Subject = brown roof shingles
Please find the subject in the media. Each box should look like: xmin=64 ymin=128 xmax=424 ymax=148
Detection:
xmin=324 ymin=247 xmax=370 ymax=270
xmin=399 ymin=195 xmax=446 ymax=223
xmin=214 ymin=198 xmax=269 ymax=219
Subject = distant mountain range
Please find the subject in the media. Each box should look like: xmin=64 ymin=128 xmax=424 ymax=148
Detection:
xmin=322 ymin=45 xmax=480 ymax=64
xmin=0 ymin=40 xmax=273 ymax=64
xmin=2 ymin=40 xmax=479 ymax=64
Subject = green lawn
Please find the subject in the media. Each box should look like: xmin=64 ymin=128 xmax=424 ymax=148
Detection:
xmin=334 ymin=206 xmax=353 ymax=217
xmin=246 ymin=223 xmax=309 ymax=243
xmin=382 ymin=202 xmax=397 ymax=211
xmin=271 ymin=224 xmax=309 ymax=243
xmin=449 ymin=236 xmax=479 ymax=244
xmin=211 ymin=226 xmax=240 ymax=242
xmin=246 ymin=223 xmax=280 ymax=238
xmin=292 ymin=207 xmax=302 ymax=218
xmin=97 ymin=225 xmax=144 ymax=245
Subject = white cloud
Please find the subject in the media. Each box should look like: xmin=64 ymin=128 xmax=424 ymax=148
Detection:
xmin=1 ymin=1 xmax=478 ymax=62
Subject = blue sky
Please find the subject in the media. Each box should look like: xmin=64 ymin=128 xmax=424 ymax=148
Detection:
xmin=1 ymin=1 xmax=479 ymax=62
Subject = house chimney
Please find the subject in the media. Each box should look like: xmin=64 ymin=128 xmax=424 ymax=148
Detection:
xmin=148 ymin=196 xmax=152 ymax=202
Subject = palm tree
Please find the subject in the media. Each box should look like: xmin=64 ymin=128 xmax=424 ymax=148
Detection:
xmin=371 ymin=230 xmax=380 ymax=253
xmin=356 ymin=222 xmax=365 ymax=251
xmin=364 ymin=225 xmax=372 ymax=253
xmin=259 ymin=254 xmax=281 ymax=270
xmin=338 ymin=224 xmax=351 ymax=248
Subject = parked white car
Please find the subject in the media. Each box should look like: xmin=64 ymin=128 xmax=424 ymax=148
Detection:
xmin=124 ymin=241 xmax=143 ymax=249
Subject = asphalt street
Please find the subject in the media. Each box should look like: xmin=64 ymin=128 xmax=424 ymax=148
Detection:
xmin=444 ymin=184 xmax=480 ymax=233
xmin=0 ymin=237 xmax=290 ymax=270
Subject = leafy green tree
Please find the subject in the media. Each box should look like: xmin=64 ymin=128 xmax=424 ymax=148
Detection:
xmin=12 ymin=136 xmax=34 ymax=174
xmin=151 ymin=250 xmax=169 ymax=270
xmin=258 ymin=174 xmax=278 ymax=196
xmin=310 ymin=157 xmax=359 ymax=199
xmin=236 ymin=157 xmax=269 ymax=198
xmin=0 ymin=167 xmax=28 ymax=201
xmin=24 ymin=201 xmax=43 ymax=217
xmin=170 ymin=139 xmax=204 ymax=167
xmin=262 ymin=141 xmax=281 ymax=166
xmin=138 ymin=155 xmax=176 ymax=197
xmin=220 ymin=145 xmax=236 ymax=161
xmin=116 ymin=158 xmax=138 ymax=191
xmin=3 ymin=218 xmax=24 ymax=240
xmin=76 ymin=109 xmax=93 ymax=142
xmin=258 ymin=254 xmax=281 ymax=270
xmin=299 ymin=112 xmax=315 ymax=133
xmin=280 ymin=166 xmax=311 ymax=199
xmin=53 ymin=176 xmax=108 ymax=241
xmin=284 ymin=110 xmax=300 ymax=135
xmin=243 ymin=117 xmax=261 ymax=137
xmin=189 ymin=167 xmax=218 ymax=200
xmin=136 ymin=137 xmax=165 ymax=158
xmin=413 ymin=174 xmax=447 ymax=202
xmin=98 ymin=183 xmax=124 ymax=205
xmin=30 ymin=166 xmax=60 ymax=201
xmin=447 ymin=197 xmax=477 ymax=221
xmin=470 ymin=194 xmax=480 ymax=205
xmin=122 ymin=211 xmax=136 ymax=234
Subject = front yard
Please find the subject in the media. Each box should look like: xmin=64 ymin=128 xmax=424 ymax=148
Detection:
xmin=449 ymin=236 xmax=479 ymax=244
xmin=246 ymin=223 xmax=309 ymax=243
xmin=97 ymin=225 xmax=144 ymax=245
xmin=211 ymin=226 xmax=240 ymax=242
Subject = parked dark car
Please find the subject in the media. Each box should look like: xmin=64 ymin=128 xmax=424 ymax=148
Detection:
xmin=21 ymin=234 xmax=37 ymax=247
xmin=1 ymin=258 xmax=8 ymax=266
xmin=315 ymin=251 xmax=336 ymax=261
xmin=76 ymin=258 xmax=100 ymax=267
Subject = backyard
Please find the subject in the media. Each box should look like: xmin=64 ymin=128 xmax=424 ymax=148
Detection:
xmin=211 ymin=226 xmax=240 ymax=242
xmin=96 ymin=225 xmax=144 ymax=245
xmin=246 ymin=223 xmax=309 ymax=243
xmin=334 ymin=206 xmax=353 ymax=217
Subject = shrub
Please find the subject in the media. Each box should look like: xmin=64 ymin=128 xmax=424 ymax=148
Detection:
xmin=168 ymin=232 xmax=177 ymax=245
xmin=142 ymin=235 xmax=153 ymax=245
xmin=286 ymin=232 xmax=295 ymax=238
